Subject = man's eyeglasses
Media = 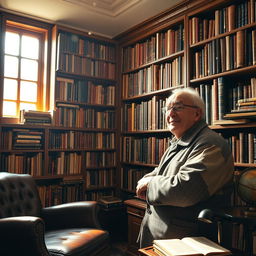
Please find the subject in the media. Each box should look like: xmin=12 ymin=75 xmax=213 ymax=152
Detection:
xmin=162 ymin=103 xmax=199 ymax=114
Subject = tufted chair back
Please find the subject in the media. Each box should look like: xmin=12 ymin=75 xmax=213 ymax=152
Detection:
xmin=0 ymin=172 xmax=42 ymax=218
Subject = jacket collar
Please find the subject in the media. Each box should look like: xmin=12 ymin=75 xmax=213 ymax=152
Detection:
xmin=171 ymin=119 xmax=208 ymax=147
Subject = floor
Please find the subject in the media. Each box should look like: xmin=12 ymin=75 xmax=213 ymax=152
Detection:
xmin=110 ymin=241 xmax=128 ymax=256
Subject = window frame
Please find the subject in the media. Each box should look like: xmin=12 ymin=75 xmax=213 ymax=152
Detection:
xmin=0 ymin=13 xmax=52 ymax=123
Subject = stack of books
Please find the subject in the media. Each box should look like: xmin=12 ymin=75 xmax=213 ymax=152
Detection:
xmin=12 ymin=129 xmax=43 ymax=149
xmin=152 ymin=237 xmax=231 ymax=256
xmin=224 ymin=98 xmax=256 ymax=119
xmin=20 ymin=110 xmax=53 ymax=125
xmin=98 ymin=196 xmax=123 ymax=209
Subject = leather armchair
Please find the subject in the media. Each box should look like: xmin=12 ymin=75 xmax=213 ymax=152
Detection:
xmin=0 ymin=172 xmax=110 ymax=256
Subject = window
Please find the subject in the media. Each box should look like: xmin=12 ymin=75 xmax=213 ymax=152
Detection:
xmin=3 ymin=20 xmax=48 ymax=118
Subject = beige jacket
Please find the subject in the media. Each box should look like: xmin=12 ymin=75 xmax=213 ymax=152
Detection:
xmin=138 ymin=119 xmax=234 ymax=248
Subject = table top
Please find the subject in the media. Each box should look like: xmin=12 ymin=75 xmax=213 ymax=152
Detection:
xmin=138 ymin=246 xmax=157 ymax=256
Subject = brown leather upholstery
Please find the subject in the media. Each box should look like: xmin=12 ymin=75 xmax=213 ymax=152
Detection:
xmin=0 ymin=172 xmax=110 ymax=256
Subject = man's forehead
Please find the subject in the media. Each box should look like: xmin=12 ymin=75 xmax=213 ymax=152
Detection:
xmin=167 ymin=94 xmax=188 ymax=105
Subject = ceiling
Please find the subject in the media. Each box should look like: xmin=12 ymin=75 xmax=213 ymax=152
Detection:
xmin=0 ymin=0 xmax=181 ymax=38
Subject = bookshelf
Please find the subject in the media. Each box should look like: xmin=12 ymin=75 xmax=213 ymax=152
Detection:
xmin=117 ymin=0 xmax=256 ymax=254
xmin=0 ymin=24 xmax=117 ymax=206
xmin=50 ymin=25 xmax=118 ymax=201
xmin=187 ymin=0 xmax=256 ymax=176
xmin=119 ymin=14 xmax=185 ymax=197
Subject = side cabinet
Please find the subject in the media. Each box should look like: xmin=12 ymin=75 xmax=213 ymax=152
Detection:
xmin=124 ymin=199 xmax=146 ymax=256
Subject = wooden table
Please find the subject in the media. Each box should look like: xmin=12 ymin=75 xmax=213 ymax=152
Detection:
xmin=138 ymin=246 xmax=158 ymax=256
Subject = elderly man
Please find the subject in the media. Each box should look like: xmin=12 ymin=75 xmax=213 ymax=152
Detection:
xmin=136 ymin=88 xmax=234 ymax=248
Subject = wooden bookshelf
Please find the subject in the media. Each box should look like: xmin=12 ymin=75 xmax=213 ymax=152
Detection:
xmin=117 ymin=0 xmax=256 ymax=253
xmin=0 ymin=24 xmax=118 ymax=205
xmin=50 ymin=25 xmax=118 ymax=201
xmin=119 ymin=17 xmax=185 ymax=199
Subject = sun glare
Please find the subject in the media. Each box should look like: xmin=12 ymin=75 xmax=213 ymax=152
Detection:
xmin=3 ymin=30 xmax=40 ymax=117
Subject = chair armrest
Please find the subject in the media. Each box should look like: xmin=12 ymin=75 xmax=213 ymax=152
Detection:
xmin=41 ymin=201 xmax=101 ymax=230
xmin=0 ymin=216 xmax=50 ymax=256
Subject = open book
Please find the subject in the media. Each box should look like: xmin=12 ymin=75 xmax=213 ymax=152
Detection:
xmin=153 ymin=237 xmax=231 ymax=256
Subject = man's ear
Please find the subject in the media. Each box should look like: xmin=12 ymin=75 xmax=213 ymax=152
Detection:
xmin=195 ymin=108 xmax=203 ymax=120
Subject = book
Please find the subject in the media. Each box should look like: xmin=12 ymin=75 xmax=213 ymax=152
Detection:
xmin=236 ymin=30 xmax=245 ymax=68
xmin=98 ymin=196 xmax=122 ymax=208
xmin=153 ymin=237 xmax=231 ymax=256
xmin=212 ymin=119 xmax=249 ymax=125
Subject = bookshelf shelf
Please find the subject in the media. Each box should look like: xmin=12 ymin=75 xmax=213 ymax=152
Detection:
xmin=121 ymin=162 xmax=158 ymax=168
xmin=122 ymin=86 xmax=184 ymax=102
xmin=122 ymin=129 xmax=171 ymax=135
xmin=122 ymin=50 xmax=184 ymax=74
xmin=190 ymin=66 xmax=256 ymax=84
xmin=190 ymin=22 xmax=256 ymax=48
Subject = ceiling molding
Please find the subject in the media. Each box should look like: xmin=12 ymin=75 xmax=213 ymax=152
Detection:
xmin=62 ymin=0 xmax=141 ymax=17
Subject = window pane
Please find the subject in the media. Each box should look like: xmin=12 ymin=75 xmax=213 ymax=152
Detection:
xmin=3 ymin=101 xmax=16 ymax=116
xmin=20 ymin=58 xmax=38 ymax=81
xmin=20 ymin=103 xmax=36 ymax=111
xmin=21 ymin=35 xmax=39 ymax=59
xmin=20 ymin=81 xmax=37 ymax=102
xmin=5 ymin=32 xmax=19 ymax=55
xmin=3 ymin=78 xmax=18 ymax=100
xmin=4 ymin=55 xmax=18 ymax=78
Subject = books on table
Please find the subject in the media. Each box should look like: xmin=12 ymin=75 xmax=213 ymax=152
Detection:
xmin=153 ymin=236 xmax=231 ymax=256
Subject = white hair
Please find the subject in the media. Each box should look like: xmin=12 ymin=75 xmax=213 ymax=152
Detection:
xmin=166 ymin=88 xmax=206 ymax=119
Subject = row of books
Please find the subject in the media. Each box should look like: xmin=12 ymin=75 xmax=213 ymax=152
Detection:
xmin=38 ymin=181 xmax=84 ymax=207
xmin=227 ymin=132 xmax=256 ymax=164
xmin=122 ymin=136 xmax=170 ymax=165
xmin=49 ymin=151 xmax=116 ymax=173
xmin=122 ymin=24 xmax=184 ymax=71
xmin=58 ymin=52 xmax=115 ymax=80
xmin=122 ymin=56 xmax=183 ymax=98
xmin=122 ymin=97 xmax=167 ymax=131
xmin=1 ymin=129 xmax=115 ymax=150
xmin=56 ymin=77 xmax=115 ymax=105
xmin=121 ymin=167 xmax=148 ymax=192
xmin=155 ymin=24 xmax=184 ymax=59
xmin=1 ymin=153 xmax=44 ymax=176
xmin=48 ymin=152 xmax=82 ymax=175
xmin=1 ymin=150 xmax=116 ymax=176
xmin=84 ymin=151 xmax=116 ymax=167
xmin=54 ymin=104 xmax=115 ymax=128
xmin=85 ymin=169 xmax=114 ymax=187
xmin=49 ymin=131 xmax=115 ymax=149
xmin=189 ymin=0 xmax=255 ymax=44
xmin=192 ymin=29 xmax=256 ymax=79
xmin=195 ymin=77 xmax=227 ymax=124
xmin=57 ymin=31 xmax=115 ymax=61
xmin=195 ymin=76 xmax=256 ymax=124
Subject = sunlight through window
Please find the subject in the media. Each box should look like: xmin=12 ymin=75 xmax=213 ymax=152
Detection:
xmin=21 ymin=35 xmax=39 ymax=59
xmin=3 ymin=21 xmax=44 ymax=118
xmin=3 ymin=78 xmax=17 ymax=100
xmin=5 ymin=32 xmax=19 ymax=56
xmin=4 ymin=55 xmax=18 ymax=78
xmin=3 ymin=101 xmax=16 ymax=116
xmin=20 ymin=81 xmax=37 ymax=102
xmin=21 ymin=59 xmax=38 ymax=81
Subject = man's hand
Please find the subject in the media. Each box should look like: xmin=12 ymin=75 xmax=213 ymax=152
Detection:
xmin=136 ymin=176 xmax=152 ymax=200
